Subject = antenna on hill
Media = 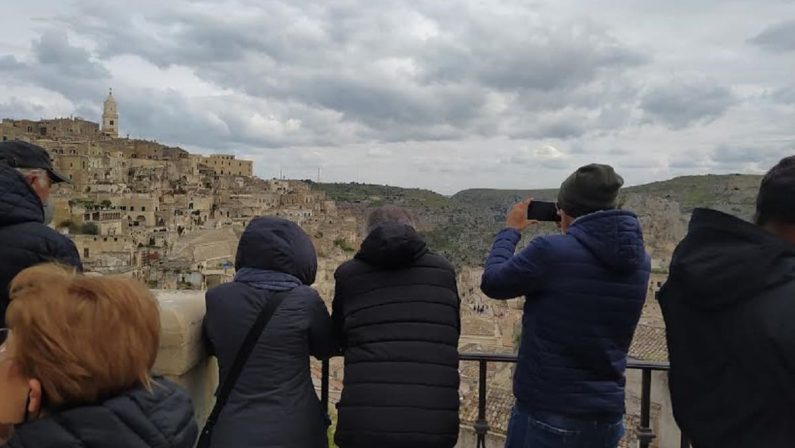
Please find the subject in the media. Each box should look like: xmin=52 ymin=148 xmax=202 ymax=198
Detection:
xmin=317 ymin=167 xmax=321 ymax=183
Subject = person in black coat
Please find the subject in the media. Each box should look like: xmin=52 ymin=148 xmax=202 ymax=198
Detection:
xmin=0 ymin=141 xmax=82 ymax=329
xmin=203 ymin=217 xmax=333 ymax=448
xmin=332 ymin=207 xmax=461 ymax=448
xmin=658 ymin=156 xmax=795 ymax=448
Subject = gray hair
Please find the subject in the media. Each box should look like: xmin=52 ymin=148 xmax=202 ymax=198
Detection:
xmin=366 ymin=206 xmax=415 ymax=233
xmin=16 ymin=168 xmax=49 ymax=187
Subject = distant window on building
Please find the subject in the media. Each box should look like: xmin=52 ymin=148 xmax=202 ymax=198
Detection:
xmin=84 ymin=248 xmax=89 ymax=258
xmin=130 ymin=207 xmax=135 ymax=211
xmin=110 ymin=120 xmax=114 ymax=125
xmin=142 ymin=206 xmax=146 ymax=212
xmin=27 ymin=126 xmax=32 ymax=132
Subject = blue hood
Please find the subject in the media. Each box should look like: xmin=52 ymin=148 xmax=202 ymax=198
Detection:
xmin=235 ymin=217 xmax=317 ymax=285
xmin=0 ymin=164 xmax=44 ymax=226
xmin=568 ymin=210 xmax=648 ymax=272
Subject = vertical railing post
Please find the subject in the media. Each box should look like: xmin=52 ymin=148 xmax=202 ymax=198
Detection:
xmin=321 ymin=358 xmax=330 ymax=414
xmin=473 ymin=359 xmax=489 ymax=448
xmin=636 ymin=369 xmax=656 ymax=448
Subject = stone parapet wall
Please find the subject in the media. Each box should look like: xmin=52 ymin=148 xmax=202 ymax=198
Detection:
xmin=152 ymin=290 xmax=217 ymax=425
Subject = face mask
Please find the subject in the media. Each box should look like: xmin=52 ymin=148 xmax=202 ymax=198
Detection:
xmin=42 ymin=201 xmax=54 ymax=226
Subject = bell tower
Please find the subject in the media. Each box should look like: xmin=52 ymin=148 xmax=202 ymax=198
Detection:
xmin=101 ymin=88 xmax=119 ymax=138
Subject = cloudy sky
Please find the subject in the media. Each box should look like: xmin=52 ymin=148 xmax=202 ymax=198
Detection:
xmin=0 ymin=0 xmax=793 ymax=194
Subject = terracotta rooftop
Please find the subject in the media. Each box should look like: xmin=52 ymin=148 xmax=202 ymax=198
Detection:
xmin=460 ymin=386 xmax=515 ymax=434
xmin=629 ymin=324 xmax=669 ymax=362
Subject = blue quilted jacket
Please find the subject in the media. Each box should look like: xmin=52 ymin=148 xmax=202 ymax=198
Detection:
xmin=481 ymin=210 xmax=650 ymax=417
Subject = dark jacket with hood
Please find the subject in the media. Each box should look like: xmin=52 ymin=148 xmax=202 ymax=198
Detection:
xmin=0 ymin=164 xmax=81 ymax=328
xmin=203 ymin=217 xmax=333 ymax=448
xmin=658 ymin=208 xmax=795 ymax=448
xmin=332 ymin=223 xmax=461 ymax=448
xmin=481 ymin=210 xmax=650 ymax=417
xmin=6 ymin=379 xmax=197 ymax=448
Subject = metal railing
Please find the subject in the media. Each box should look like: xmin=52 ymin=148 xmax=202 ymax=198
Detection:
xmin=321 ymin=352 xmax=690 ymax=448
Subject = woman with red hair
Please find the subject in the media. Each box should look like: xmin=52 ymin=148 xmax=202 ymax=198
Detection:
xmin=0 ymin=264 xmax=197 ymax=447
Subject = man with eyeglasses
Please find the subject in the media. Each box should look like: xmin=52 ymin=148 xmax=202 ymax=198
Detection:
xmin=480 ymin=164 xmax=650 ymax=448
xmin=0 ymin=141 xmax=82 ymax=330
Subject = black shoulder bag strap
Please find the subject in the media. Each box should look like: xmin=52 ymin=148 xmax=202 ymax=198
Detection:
xmin=197 ymin=290 xmax=290 ymax=448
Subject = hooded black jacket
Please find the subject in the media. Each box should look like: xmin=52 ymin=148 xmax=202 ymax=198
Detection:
xmin=659 ymin=208 xmax=795 ymax=448
xmin=203 ymin=217 xmax=333 ymax=448
xmin=332 ymin=223 xmax=461 ymax=448
xmin=6 ymin=379 xmax=197 ymax=448
xmin=0 ymin=164 xmax=81 ymax=328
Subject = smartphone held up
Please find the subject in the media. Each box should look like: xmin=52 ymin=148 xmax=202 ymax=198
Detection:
xmin=527 ymin=201 xmax=560 ymax=222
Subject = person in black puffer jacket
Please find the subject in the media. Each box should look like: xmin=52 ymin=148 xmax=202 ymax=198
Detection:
xmin=203 ymin=217 xmax=333 ymax=448
xmin=0 ymin=141 xmax=82 ymax=329
xmin=0 ymin=264 xmax=197 ymax=448
xmin=332 ymin=207 xmax=461 ymax=448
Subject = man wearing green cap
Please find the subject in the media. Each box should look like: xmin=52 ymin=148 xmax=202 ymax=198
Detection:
xmin=481 ymin=164 xmax=650 ymax=448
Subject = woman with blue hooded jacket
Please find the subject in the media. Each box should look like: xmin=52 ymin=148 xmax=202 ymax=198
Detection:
xmin=203 ymin=217 xmax=333 ymax=448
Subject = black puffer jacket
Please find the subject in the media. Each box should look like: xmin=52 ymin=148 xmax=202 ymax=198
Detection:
xmin=0 ymin=164 xmax=81 ymax=328
xmin=6 ymin=379 xmax=197 ymax=448
xmin=659 ymin=209 xmax=795 ymax=447
xmin=203 ymin=217 xmax=333 ymax=448
xmin=332 ymin=223 xmax=461 ymax=448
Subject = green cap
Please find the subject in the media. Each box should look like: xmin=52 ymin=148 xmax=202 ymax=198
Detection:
xmin=557 ymin=164 xmax=624 ymax=217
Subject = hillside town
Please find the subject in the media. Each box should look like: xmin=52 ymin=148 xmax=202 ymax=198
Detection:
xmin=0 ymin=90 xmax=359 ymax=296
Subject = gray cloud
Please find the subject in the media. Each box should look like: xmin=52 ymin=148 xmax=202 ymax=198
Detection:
xmin=711 ymin=144 xmax=794 ymax=170
xmin=48 ymin=0 xmax=648 ymax=146
xmin=0 ymin=97 xmax=50 ymax=119
xmin=640 ymin=80 xmax=736 ymax=129
xmin=0 ymin=29 xmax=111 ymax=120
xmin=34 ymin=30 xmax=110 ymax=79
xmin=750 ymin=20 xmax=795 ymax=52
xmin=771 ymin=86 xmax=795 ymax=104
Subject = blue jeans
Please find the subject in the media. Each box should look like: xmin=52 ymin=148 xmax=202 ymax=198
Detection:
xmin=505 ymin=407 xmax=624 ymax=448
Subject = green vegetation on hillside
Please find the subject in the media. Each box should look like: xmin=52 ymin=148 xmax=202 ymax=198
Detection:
xmin=315 ymin=174 xmax=762 ymax=268
xmin=314 ymin=182 xmax=449 ymax=209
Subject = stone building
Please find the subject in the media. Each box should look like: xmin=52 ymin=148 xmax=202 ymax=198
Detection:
xmin=101 ymin=89 xmax=119 ymax=138
xmin=192 ymin=154 xmax=254 ymax=177
xmin=0 ymin=117 xmax=100 ymax=141
xmin=72 ymin=234 xmax=136 ymax=271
